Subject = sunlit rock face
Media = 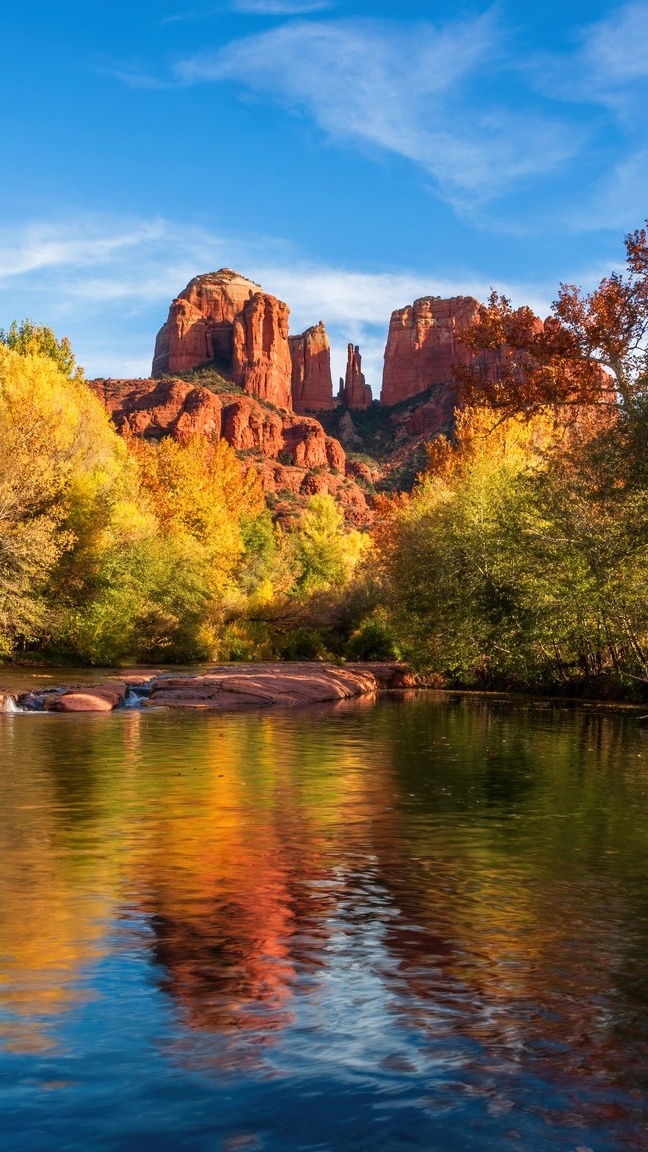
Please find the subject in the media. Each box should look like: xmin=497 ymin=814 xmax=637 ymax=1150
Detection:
xmin=152 ymin=270 xmax=293 ymax=410
xmin=92 ymin=377 xmax=223 ymax=442
xmin=289 ymin=321 xmax=334 ymax=413
xmin=338 ymin=344 xmax=372 ymax=410
xmin=380 ymin=295 xmax=504 ymax=406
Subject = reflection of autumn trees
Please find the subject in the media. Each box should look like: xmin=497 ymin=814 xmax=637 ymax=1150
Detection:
xmin=2 ymin=695 xmax=648 ymax=1132
xmin=0 ymin=717 xmax=119 ymax=1052
xmin=133 ymin=713 xmax=395 ymax=1043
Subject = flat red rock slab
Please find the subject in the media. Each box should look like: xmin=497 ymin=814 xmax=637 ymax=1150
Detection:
xmin=146 ymin=666 xmax=382 ymax=711
xmin=51 ymin=682 xmax=128 ymax=712
xmin=149 ymin=690 xmax=272 ymax=710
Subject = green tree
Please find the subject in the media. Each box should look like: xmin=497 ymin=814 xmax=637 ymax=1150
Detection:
xmin=0 ymin=319 xmax=81 ymax=379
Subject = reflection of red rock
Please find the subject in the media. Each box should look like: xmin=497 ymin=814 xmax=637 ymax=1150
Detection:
xmin=381 ymin=295 xmax=504 ymax=407
xmin=152 ymin=270 xmax=294 ymax=410
xmin=339 ymin=344 xmax=372 ymax=409
xmin=289 ymin=322 xmax=334 ymax=412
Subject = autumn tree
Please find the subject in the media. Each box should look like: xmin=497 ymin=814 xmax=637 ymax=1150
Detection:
xmin=0 ymin=319 xmax=81 ymax=379
xmin=456 ymin=223 xmax=648 ymax=420
xmin=376 ymin=403 xmax=648 ymax=693
xmin=0 ymin=343 xmax=132 ymax=655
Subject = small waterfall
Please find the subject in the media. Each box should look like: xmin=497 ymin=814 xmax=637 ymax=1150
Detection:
xmin=1 ymin=694 xmax=22 ymax=713
xmin=122 ymin=685 xmax=153 ymax=709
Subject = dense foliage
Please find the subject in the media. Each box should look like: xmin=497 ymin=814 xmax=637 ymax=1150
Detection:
xmin=0 ymin=343 xmax=377 ymax=665
xmin=377 ymin=222 xmax=648 ymax=698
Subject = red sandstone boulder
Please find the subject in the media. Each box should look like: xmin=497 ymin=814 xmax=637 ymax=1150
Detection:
xmin=146 ymin=665 xmax=383 ymax=710
xmin=380 ymin=295 xmax=504 ymax=407
xmin=345 ymin=458 xmax=380 ymax=485
xmin=290 ymin=322 xmax=334 ymax=412
xmin=51 ymin=682 xmax=128 ymax=712
xmin=282 ymin=416 xmax=339 ymax=469
xmin=221 ymin=396 xmax=285 ymax=455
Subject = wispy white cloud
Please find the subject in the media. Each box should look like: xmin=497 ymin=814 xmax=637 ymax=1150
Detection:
xmin=0 ymin=220 xmax=168 ymax=278
xmin=0 ymin=214 xmax=559 ymax=383
xmin=232 ymin=1 xmax=332 ymax=13
xmin=578 ymin=2 xmax=648 ymax=94
xmin=162 ymin=2 xmax=332 ymax=24
xmin=534 ymin=2 xmax=648 ymax=116
xmin=174 ymin=16 xmax=577 ymax=209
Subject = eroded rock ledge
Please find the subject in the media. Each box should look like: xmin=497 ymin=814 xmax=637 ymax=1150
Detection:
xmin=1 ymin=662 xmax=418 ymax=714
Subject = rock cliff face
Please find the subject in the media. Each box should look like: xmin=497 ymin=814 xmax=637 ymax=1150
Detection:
xmin=339 ymin=344 xmax=372 ymax=410
xmin=231 ymin=292 xmax=293 ymax=409
xmin=289 ymin=322 xmax=334 ymax=412
xmin=380 ymin=295 xmax=503 ymax=407
xmin=152 ymin=270 xmax=293 ymax=410
xmin=93 ymin=377 xmax=223 ymax=442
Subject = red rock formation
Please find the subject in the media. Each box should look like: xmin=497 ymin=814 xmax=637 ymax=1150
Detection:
xmin=380 ymin=295 xmax=504 ymax=406
xmin=339 ymin=344 xmax=372 ymax=410
xmin=231 ymin=292 xmax=293 ymax=409
xmin=257 ymin=463 xmax=370 ymax=525
xmin=90 ymin=376 xmax=363 ymax=510
xmin=221 ymin=398 xmax=284 ymax=457
xmin=152 ymin=271 xmax=259 ymax=377
xmin=94 ymin=378 xmax=223 ymax=442
xmin=152 ymin=270 xmax=294 ymax=410
xmin=289 ymin=322 xmax=334 ymax=412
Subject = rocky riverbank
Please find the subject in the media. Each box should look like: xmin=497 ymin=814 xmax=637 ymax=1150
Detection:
xmin=0 ymin=662 xmax=417 ymax=713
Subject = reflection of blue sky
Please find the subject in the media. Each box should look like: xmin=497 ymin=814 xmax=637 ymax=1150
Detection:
xmin=0 ymin=908 xmax=617 ymax=1152
xmin=2 ymin=699 xmax=648 ymax=1148
xmin=2 ymin=3 xmax=648 ymax=386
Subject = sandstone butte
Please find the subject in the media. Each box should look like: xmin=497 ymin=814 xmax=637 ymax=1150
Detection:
xmin=2 ymin=663 xmax=420 ymax=713
xmin=152 ymin=269 xmax=336 ymax=413
xmin=101 ymin=273 xmax=573 ymax=532
xmin=380 ymin=295 xmax=505 ymax=408
xmin=150 ymin=271 xmax=513 ymax=429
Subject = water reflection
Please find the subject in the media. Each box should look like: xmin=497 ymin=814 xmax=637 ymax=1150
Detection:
xmin=2 ymin=695 xmax=648 ymax=1149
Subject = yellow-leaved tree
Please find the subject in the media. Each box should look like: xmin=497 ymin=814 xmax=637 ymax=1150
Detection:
xmin=121 ymin=434 xmax=266 ymax=661
xmin=0 ymin=344 xmax=140 ymax=657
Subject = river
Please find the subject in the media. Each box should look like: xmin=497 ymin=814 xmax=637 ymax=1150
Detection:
xmin=1 ymin=692 xmax=648 ymax=1151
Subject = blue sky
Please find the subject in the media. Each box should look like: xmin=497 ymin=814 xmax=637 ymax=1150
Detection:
xmin=1 ymin=0 xmax=647 ymax=388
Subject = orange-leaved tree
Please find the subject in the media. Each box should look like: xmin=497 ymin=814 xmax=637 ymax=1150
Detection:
xmin=455 ymin=223 xmax=648 ymax=420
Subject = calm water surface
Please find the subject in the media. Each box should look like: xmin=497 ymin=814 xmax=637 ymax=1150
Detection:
xmin=1 ymin=692 xmax=648 ymax=1151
